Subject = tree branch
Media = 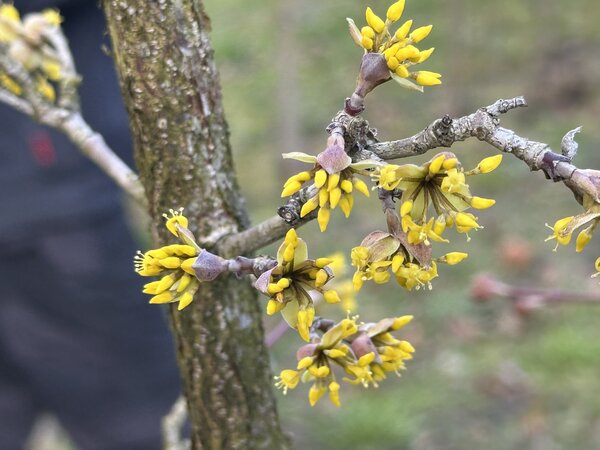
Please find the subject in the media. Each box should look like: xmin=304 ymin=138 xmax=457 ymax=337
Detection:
xmin=223 ymin=96 xmax=599 ymax=256
xmin=0 ymin=40 xmax=146 ymax=205
xmin=162 ymin=395 xmax=190 ymax=450
xmin=471 ymin=273 xmax=600 ymax=314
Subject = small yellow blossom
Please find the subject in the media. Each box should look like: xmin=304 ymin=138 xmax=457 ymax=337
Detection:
xmin=275 ymin=314 xmax=415 ymax=406
xmin=0 ymin=5 xmax=66 ymax=103
xmin=349 ymin=0 xmax=441 ymax=91
xmin=135 ymin=209 xmax=202 ymax=310
xmin=373 ymin=152 xmax=501 ymax=244
xmin=281 ymin=137 xmax=381 ymax=232
xmin=545 ymin=191 xmax=600 ymax=252
xmin=255 ymin=229 xmax=342 ymax=341
xmin=592 ymin=257 xmax=600 ymax=280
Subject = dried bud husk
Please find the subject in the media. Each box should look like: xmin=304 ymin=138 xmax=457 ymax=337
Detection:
xmin=316 ymin=144 xmax=352 ymax=175
xmin=355 ymin=52 xmax=392 ymax=98
xmin=350 ymin=332 xmax=381 ymax=363
xmin=360 ymin=231 xmax=401 ymax=262
xmin=192 ymin=250 xmax=227 ymax=282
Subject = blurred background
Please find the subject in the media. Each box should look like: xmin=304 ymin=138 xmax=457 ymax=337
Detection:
xmin=207 ymin=0 xmax=600 ymax=449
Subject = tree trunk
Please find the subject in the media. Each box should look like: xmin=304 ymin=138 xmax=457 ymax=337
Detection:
xmin=101 ymin=1 xmax=289 ymax=448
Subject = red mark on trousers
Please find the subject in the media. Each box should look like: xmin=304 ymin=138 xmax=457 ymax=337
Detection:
xmin=28 ymin=130 xmax=56 ymax=167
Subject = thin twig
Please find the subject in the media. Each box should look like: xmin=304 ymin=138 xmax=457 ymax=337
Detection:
xmin=471 ymin=273 xmax=600 ymax=314
xmin=162 ymin=395 xmax=190 ymax=450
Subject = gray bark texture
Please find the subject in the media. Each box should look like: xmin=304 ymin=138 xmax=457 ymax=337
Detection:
xmin=101 ymin=1 xmax=289 ymax=448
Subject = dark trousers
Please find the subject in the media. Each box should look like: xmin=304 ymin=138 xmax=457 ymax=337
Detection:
xmin=0 ymin=211 xmax=180 ymax=449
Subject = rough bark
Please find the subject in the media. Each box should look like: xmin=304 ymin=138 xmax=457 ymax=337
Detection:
xmin=102 ymin=1 xmax=289 ymax=448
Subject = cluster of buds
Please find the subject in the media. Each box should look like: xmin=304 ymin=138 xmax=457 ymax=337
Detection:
xmin=134 ymin=209 xmax=202 ymax=310
xmin=0 ymin=4 xmax=64 ymax=102
xmin=350 ymin=231 xmax=467 ymax=291
xmin=374 ymin=152 xmax=502 ymax=244
xmin=255 ymin=229 xmax=343 ymax=341
xmin=274 ymin=314 xmax=415 ymax=406
xmin=281 ymin=133 xmax=380 ymax=232
xmin=347 ymin=0 xmax=440 ymax=96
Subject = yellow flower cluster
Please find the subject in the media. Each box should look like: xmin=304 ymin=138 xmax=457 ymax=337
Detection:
xmin=281 ymin=142 xmax=380 ymax=232
xmin=593 ymin=257 xmax=600 ymax=280
xmin=134 ymin=209 xmax=201 ymax=310
xmin=0 ymin=5 xmax=63 ymax=102
xmin=255 ymin=229 xmax=342 ymax=341
xmin=275 ymin=314 xmax=414 ymax=406
xmin=544 ymin=190 xmax=600 ymax=280
xmin=349 ymin=0 xmax=440 ymax=90
xmin=545 ymin=194 xmax=599 ymax=253
xmin=375 ymin=152 xmax=502 ymax=244
xmin=350 ymin=231 xmax=468 ymax=291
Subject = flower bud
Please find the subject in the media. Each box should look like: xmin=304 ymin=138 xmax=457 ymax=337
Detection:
xmin=365 ymin=7 xmax=385 ymax=34
xmin=386 ymin=0 xmax=405 ymax=22
xmin=470 ymin=196 xmax=496 ymax=209
xmin=395 ymin=19 xmax=413 ymax=39
xmin=410 ymin=25 xmax=432 ymax=43
xmin=477 ymin=155 xmax=503 ymax=173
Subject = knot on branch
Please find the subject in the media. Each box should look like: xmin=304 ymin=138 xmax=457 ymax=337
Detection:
xmin=432 ymin=115 xmax=453 ymax=147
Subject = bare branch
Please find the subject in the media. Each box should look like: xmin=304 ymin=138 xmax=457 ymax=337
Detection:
xmin=0 ymin=45 xmax=146 ymax=205
xmin=471 ymin=273 xmax=600 ymax=314
xmin=368 ymin=97 xmax=527 ymax=160
xmin=162 ymin=395 xmax=190 ymax=450
xmin=220 ymin=96 xmax=597 ymax=256
xmin=59 ymin=112 xmax=146 ymax=205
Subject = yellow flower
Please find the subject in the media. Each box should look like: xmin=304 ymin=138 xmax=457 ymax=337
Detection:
xmin=0 ymin=5 xmax=65 ymax=102
xmin=135 ymin=209 xmax=202 ymax=310
xmin=349 ymin=0 xmax=440 ymax=92
xmin=373 ymin=152 xmax=501 ymax=244
xmin=545 ymin=192 xmax=600 ymax=252
xmin=274 ymin=317 xmax=358 ymax=407
xmin=275 ymin=314 xmax=415 ymax=406
xmin=592 ymin=257 xmax=600 ymax=280
xmin=344 ymin=315 xmax=415 ymax=388
xmin=255 ymin=229 xmax=341 ymax=341
xmin=281 ymin=140 xmax=381 ymax=232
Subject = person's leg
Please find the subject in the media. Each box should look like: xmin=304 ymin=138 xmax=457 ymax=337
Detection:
xmin=3 ymin=211 xmax=181 ymax=450
xmin=0 ymin=331 xmax=38 ymax=448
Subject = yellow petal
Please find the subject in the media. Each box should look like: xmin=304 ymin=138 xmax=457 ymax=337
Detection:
xmin=443 ymin=252 xmax=468 ymax=265
xmin=317 ymin=206 xmax=330 ymax=232
xmin=365 ymin=7 xmax=385 ymax=34
xmin=149 ymin=291 xmax=174 ymax=304
xmin=323 ymin=290 xmax=341 ymax=304
xmin=415 ymin=71 xmax=442 ymax=86
xmin=177 ymin=292 xmax=194 ymax=310
xmin=300 ymin=195 xmax=319 ymax=218
xmin=410 ymin=25 xmax=433 ymax=43
xmin=395 ymin=20 xmax=413 ymax=39
xmin=327 ymin=173 xmax=340 ymax=191
xmin=386 ymin=0 xmax=405 ymax=22
xmin=314 ymin=169 xmax=327 ymax=188
xmin=353 ymin=179 xmax=370 ymax=197
xmin=477 ymin=155 xmax=503 ymax=174
xmin=391 ymin=315 xmax=413 ymax=330
xmin=470 ymin=197 xmax=496 ymax=209
xmin=340 ymin=179 xmax=353 ymax=193
xmin=281 ymin=181 xmax=302 ymax=197
xmin=329 ymin=187 xmax=342 ymax=209
xmin=417 ymin=47 xmax=435 ymax=63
